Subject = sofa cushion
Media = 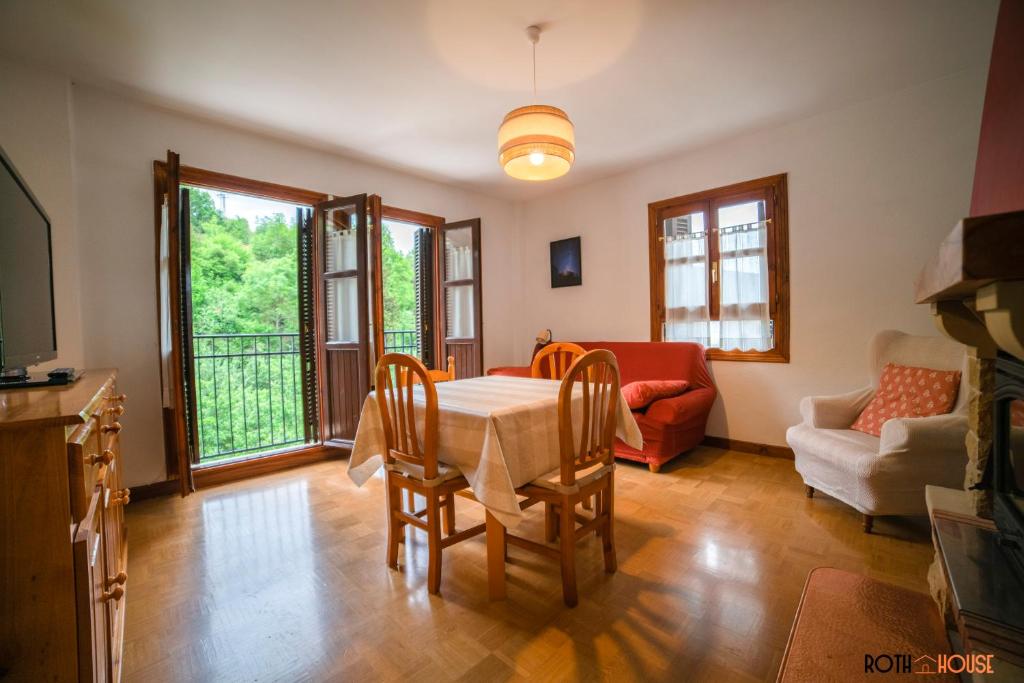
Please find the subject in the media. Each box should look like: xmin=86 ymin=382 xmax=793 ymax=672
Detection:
xmin=851 ymin=363 xmax=961 ymax=437
xmin=622 ymin=379 xmax=690 ymax=410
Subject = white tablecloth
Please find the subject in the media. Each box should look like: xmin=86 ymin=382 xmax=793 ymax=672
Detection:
xmin=347 ymin=375 xmax=643 ymax=527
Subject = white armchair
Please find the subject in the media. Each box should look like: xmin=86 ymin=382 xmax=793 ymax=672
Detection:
xmin=786 ymin=330 xmax=968 ymax=532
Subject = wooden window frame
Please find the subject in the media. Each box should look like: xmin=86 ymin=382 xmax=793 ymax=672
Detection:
xmin=648 ymin=173 xmax=790 ymax=363
xmin=153 ymin=160 xmax=335 ymax=488
xmin=173 ymin=164 xmax=328 ymax=206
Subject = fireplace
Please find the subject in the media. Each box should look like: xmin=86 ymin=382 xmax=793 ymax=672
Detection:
xmin=915 ymin=209 xmax=1024 ymax=669
xmin=993 ymin=352 xmax=1024 ymax=578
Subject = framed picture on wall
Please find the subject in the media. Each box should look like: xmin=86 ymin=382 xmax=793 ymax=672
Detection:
xmin=550 ymin=236 xmax=582 ymax=288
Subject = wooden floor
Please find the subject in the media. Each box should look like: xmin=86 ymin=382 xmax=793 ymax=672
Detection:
xmin=123 ymin=448 xmax=934 ymax=682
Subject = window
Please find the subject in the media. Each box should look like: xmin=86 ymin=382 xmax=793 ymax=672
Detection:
xmin=649 ymin=174 xmax=789 ymax=362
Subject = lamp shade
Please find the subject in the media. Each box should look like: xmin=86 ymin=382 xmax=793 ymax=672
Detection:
xmin=498 ymin=105 xmax=575 ymax=181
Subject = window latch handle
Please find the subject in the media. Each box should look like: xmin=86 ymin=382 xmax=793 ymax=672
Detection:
xmin=711 ymin=261 xmax=718 ymax=284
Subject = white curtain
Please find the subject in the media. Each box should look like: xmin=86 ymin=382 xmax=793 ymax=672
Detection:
xmin=718 ymin=222 xmax=771 ymax=351
xmin=159 ymin=202 xmax=172 ymax=407
xmin=326 ymin=226 xmax=357 ymax=272
xmin=446 ymin=244 xmax=474 ymax=338
xmin=325 ymin=229 xmax=358 ymax=342
xmin=663 ymin=232 xmax=710 ymax=345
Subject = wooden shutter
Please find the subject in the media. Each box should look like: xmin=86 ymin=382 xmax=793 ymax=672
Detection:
xmin=154 ymin=150 xmax=195 ymax=495
xmin=367 ymin=195 xmax=383 ymax=367
xmin=315 ymin=194 xmax=371 ymax=447
xmin=296 ymin=206 xmax=319 ymax=442
xmin=178 ymin=188 xmax=200 ymax=467
xmin=414 ymin=227 xmax=436 ymax=370
xmin=439 ymin=218 xmax=482 ymax=378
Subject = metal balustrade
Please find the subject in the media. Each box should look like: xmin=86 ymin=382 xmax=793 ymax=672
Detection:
xmin=192 ymin=333 xmax=305 ymax=463
xmin=191 ymin=330 xmax=419 ymax=463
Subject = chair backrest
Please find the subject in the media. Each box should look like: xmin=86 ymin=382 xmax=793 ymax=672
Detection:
xmin=414 ymin=355 xmax=455 ymax=384
xmin=532 ymin=342 xmax=587 ymax=379
xmin=868 ymin=330 xmax=969 ymax=412
xmin=557 ymin=349 xmax=620 ymax=486
xmin=374 ymin=353 xmax=439 ymax=479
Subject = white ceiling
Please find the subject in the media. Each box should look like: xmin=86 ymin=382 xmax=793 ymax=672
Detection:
xmin=0 ymin=0 xmax=998 ymax=200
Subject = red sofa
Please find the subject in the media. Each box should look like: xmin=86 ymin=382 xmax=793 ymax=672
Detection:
xmin=487 ymin=341 xmax=716 ymax=472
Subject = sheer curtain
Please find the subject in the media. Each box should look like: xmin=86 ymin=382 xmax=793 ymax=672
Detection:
xmin=718 ymin=221 xmax=771 ymax=351
xmin=663 ymin=228 xmax=710 ymax=345
xmin=325 ymin=227 xmax=358 ymax=342
xmin=446 ymin=243 xmax=474 ymax=338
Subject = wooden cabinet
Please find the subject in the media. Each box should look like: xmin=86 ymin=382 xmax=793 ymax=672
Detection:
xmin=0 ymin=370 xmax=128 ymax=682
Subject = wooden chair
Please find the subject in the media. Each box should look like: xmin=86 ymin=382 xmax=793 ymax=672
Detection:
xmin=530 ymin=342 xmax=586 ymax=379
xmin=375 ymin=353 xmax=484 ymax=594
xmin=508 ymin=349 xmax=620 ymax=606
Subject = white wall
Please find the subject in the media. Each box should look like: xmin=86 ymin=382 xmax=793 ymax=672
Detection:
xmin=70 ymin=84 xmax=521 ymax=488
xmin=516 ymin=69 xmax=987 ymax=446
xmin=0 ymin=58 xmax=84 ymax=370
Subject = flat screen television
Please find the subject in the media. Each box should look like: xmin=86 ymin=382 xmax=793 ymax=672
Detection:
xmin=0 ymin=145 xmax=57 ymax=372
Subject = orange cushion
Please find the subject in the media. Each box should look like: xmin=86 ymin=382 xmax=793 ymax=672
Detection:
xmin=622 ymin=380 xmax=690 ymax=410
xmin=851 ymin=363 xmax=961 ymax=437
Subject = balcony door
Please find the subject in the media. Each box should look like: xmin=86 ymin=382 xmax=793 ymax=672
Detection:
xmin=156 ymin=152 xmax=328 ymax=490
xmin=373 ymin=208 xmax=483 ymax=379
xmin=315 ymin=194 xmax=371 ymax=447
xmin=439 ymin=219 xmax=483 ymax=378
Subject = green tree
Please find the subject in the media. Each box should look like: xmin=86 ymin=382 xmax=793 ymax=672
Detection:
xmin=189 ymin=188 xmax=219 ymax=229
xmin=190 ymin=230 xmax=250 ymax=333
xmin=238 ymin=257 xmax=298 ymax=332
xmin=381 ymin=225 xmax=416 ymax=331
xmin=252 ymin=214 xmax=294 ymax=260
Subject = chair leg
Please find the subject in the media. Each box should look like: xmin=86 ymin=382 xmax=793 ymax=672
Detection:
xmin=602 ymin=478 xmax=617 ymax=573
xmin=805 ymin=485 xmax=814 ymax=498
xmin=426 ymin=493 xmax=443 ymax=594
xmin=581 ymin=495 xmax=593 ymax=511
xmin=863 ymin=514 xmax=874 ymax=534
xmin=443 ymin=493 xmax=456 ymax=536
xmin=545 ymin=502 xmax=558 ymax=542
xmin=386 ymin=477 xmax=401 ymax=569
xmin=405 ymin=488 xmax=416 ymax=513
xmin=559 ymin=497 xmax=578 ymax=607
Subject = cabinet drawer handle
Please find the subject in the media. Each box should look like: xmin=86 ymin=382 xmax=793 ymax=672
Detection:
xmin=112 ymin=488 xmax=131 ymax=506
xmin=101 ymin=422 xmax=122 ymax=435
xmin=106 ymin=393 xmax=127 ymax=403
xmin=106 ymin=571 xmax=127 ymax=588
xmin=101 ymin=586 xmax=124 ymax=602
xmin=85 ymin=449 xmax=114 ymax=466
xmin=103 ymin=405 xmax=125 ymax=417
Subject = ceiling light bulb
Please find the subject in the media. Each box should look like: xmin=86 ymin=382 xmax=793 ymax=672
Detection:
xmin=529 ymin=151 xmax=545 ymax=166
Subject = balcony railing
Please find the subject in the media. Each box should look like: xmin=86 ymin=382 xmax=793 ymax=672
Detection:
xmin=192 ymin=333 xmax=306 ymax=463
xmin=191 ymin=329 xmax=419 ymax=464
xmin=383 ymin=329 xmax=419 ymax=356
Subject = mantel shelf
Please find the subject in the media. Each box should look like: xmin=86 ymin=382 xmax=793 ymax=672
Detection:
xmin=915 ymin=210 xmax=1024 ymax=304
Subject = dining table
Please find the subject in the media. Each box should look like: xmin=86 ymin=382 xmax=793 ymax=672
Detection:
xmin=347 ymin=374 xmax=644 ymax=598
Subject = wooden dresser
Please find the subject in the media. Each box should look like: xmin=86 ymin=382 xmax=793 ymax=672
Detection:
xmin=0 ymin=370 xmax=129 ymax=682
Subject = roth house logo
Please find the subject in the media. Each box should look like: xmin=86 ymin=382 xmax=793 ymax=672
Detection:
xmin=864 ymin=653 xmax=995 ymax=675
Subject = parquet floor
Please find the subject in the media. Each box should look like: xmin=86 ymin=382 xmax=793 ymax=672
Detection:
xmin=123 ymin=448 xmax=934 ymax=682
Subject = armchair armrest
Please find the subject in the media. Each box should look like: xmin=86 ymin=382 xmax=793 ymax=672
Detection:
xmin=799 ymin=387 xmax=875 ymax=429
xmin=879 ymin=413 xmax=969 ymax=458
xmin=644 ymin=386 xmax=716 ymax=425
